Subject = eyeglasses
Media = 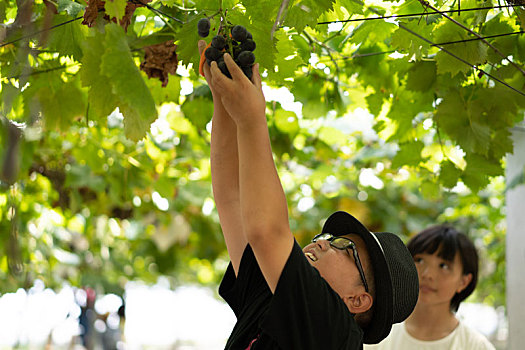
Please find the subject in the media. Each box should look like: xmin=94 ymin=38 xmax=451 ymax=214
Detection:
xmin=312 ymin=233 xmax=369 ymax=293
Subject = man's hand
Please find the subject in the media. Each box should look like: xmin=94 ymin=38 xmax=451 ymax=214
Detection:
xmin=208 ymin=53 xmax=266 ymax=129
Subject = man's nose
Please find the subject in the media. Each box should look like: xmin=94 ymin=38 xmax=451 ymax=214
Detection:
xmin=317 ymin=239 xmax=331 ymax=251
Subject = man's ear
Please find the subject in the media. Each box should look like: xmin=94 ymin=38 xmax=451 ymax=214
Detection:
xmin=344 ymin=292 xmax=373 ymax=314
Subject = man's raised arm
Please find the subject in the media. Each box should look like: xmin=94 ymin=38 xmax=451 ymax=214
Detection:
xmin=199 ymin=41 xmax=246 ymax=275
xmin=208 ymin=53 xmax=294 ymax=293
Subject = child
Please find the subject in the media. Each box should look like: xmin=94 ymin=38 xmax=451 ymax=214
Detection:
xmin=365 ymin=225 xmax=495 ymax=350
xmin=198 ymin=41 xmax=419 ymax=349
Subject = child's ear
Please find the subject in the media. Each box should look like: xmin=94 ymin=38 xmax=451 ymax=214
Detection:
xmin=457 ymin=273 xmax=473 ymax=293
xmin=344 ymin=292 xmax=373 ymax=314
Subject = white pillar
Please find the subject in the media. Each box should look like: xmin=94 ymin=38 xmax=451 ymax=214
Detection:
xmin=506 ymin=124 xmax=525 ymax=350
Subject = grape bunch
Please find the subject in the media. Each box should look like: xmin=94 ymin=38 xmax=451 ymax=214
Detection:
xmin=198 ymin=19 xmax=256 ymax=80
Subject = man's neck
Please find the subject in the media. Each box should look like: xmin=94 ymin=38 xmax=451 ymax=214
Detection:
xmin=404 ymin=303 xmax=459 ymax=341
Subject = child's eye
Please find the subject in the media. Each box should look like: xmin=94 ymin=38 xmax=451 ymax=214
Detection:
xmin=439 ymin=263 xmax=450 ymax=270
xmin=414 ymin=257 xmax=423 ymax=264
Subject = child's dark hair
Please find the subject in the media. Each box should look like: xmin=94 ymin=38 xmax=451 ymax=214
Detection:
xmin=406 ymin=225 xmax=479 ymax=312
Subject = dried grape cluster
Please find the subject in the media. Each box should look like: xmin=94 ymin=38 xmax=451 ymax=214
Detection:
xmin=198 ymin=19 xmax=256 ymax=80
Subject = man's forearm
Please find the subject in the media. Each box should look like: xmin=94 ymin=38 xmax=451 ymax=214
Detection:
xmin=211 ymin=102 xmax=240 ymax=206
xmin=236 ymin=117 xmax=289 ymax=238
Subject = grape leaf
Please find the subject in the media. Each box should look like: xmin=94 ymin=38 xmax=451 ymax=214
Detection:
xmin=267 ymin=31 xmax=304 ymax=83
xmin=80 ymin=34 xmax=120 ymax=122
xmin=365 ymin=91 xmax=384 ymax=116
xmin=226 ymin=8 xmax=276 ymax=75
xmin=461 ymin=153 xmax=503 ymax=192
xmin=439 ymin=160 xmax=461 ymax=188
xmin=435 ymin=89 xmax=490 ymax=155
xmin=181 ymin=97 xmax=213 ymax=130
xmin=391 ymin=20 xmax=434 ymax=60
xmin=274 ymin=109 xmax=299 ymax=135
xmin=105 ymin=0 xmax=127 ymax=22
xmin=387 ymin=88 xmax=433 ymax=141
xmin=405 ymin=60 xmax=436 ymax=92
xmin=175 ymin=15 xmax=202 ymax=69
xmin=391 ymin=140 xmax=425 ymax=168
xmin=434 ymin=21 xmax=488 ymax=76
xmin=351 ymin=20 xmax=396 ymax=46
xmin=46 ymin=15 xmax=86 ymax=61
xmin=336 ymin=0 xmax=364 ymax=15
xmin=101 ymin=23 xmax=157 ymax=141
xmin=24 ymin=73 xmax=86 ymax=131
xmin=57 ymin=0 xmax=85 ymax=17
xmin=285 ymin=0 xmax=336 ymax=33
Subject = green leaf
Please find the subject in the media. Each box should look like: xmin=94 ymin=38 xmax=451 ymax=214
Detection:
xmin=101 ymin=24 xmax=157 ymax=141
xmin=351 ymin=20 xmax=396 ymax=46
xmin=439 ymin=160 xmax=461 ymax=188
xmin=80 ymin=33 xmax=120 ymax=122
xmin=365 ymin=91 xmax=384 ymax=116
xmin=105 ymin=0 xmax=127 ymax=22
xmin=391 ymin=20 xmax=433 ymax=59
xmin=274 ymin=109 xmax=299 ymax=135
xmin=227 ymin=8 xmax=277 ymax=74
xmin=181 ymin=97 xmax=213 ymax=130
xmin=57 ymin=0 xmax=85 ymax=17
xmin=46 ymin=15 xmax=86 ymax=61
xmin=405 ymin=60 xmax=436 ymax=92
xmin=267 ymin=31 xmax=304 ymax=83
xmin=285 ymin=0 xmax=336 ymax=33
xmin=435 ymin=90 xmax=487 ymax=155
xmin=462 ymin=153 xmax=503 ymax=192
xmin=434 ymin=21 xmax=488 ymax=76
xmin=148 ymin=75 xmax=181 ymax=105
xmin=420 ymin=179 xmax=440 ymax=198
xmin=387 ymin=88 xmax=433 ymax=141
xmin=336 ymin=0 xmax=364 ymax=15
xmin=175 ymin=15 xmax=202 ymax=69
xmin=391 ymin=140 xmax=425 ymax=168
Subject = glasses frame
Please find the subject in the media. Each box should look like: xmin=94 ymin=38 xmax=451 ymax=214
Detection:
xmin=312 ymin=233 xmax=370 ymax=293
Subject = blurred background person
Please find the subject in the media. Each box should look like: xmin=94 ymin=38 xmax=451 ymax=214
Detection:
xmin=366 ymin=225 xmax=495 ymax=350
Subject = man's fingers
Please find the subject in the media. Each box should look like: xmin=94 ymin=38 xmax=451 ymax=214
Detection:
xmin=198 ymin=40 xmax=207 ymax=55
xmin=210 ymin=61 xmax=231 ymax=90
xmin=251 ymin=63 xmax=262 ymax=89
xmin=223 ymin=53 xmax=245 ymax=81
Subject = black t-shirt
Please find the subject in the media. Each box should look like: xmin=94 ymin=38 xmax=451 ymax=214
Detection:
xmin=219 ymin=240 xmax=364 ymax=349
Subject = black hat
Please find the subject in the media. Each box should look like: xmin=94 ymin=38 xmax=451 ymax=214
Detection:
xmin=322 ymin=211 xmax=419 ymax=344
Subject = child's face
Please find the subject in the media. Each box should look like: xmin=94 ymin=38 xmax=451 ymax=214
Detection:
xmin=413 ymin=250 xmax=472 ymax=309
xmin=302 ymin=233 xmax=370 ymax=298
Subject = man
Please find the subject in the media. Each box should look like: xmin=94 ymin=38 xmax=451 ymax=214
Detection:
xmin=198 ymin=40 xmax=419 ymax=349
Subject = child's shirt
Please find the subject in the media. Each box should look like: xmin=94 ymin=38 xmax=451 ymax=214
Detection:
xmin=364 ymin=321 xmax=495 ymax=350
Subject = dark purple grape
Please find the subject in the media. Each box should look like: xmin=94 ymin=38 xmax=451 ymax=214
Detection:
xmin=237 ymin=51 xmax=255 ymax=67
xmin=242 ymin=66 xmax=253 ymax=80
xmin=205 ymin=46 xmax=222 ymax=61
xmin=198 ymin=18 xmax=210 ymax=32
xmin=240 ymin=39 xmax=256 ymax=52
xmin=218 ymin=61 xmax=231 ymax=78
xmin=246 ymin=31 xmax=252 ymax=40
xmin=211 ymin=35 xmax=226 ymax=50
xmin=231 ymin=25 xmax=247 ymax=42
xmin=197 ymin=18 xmax=210 ymax=37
